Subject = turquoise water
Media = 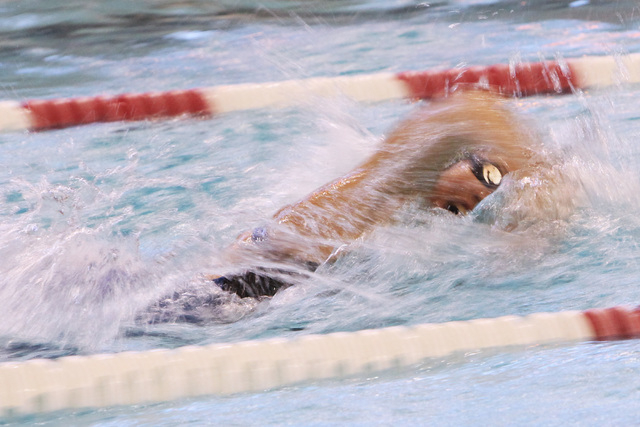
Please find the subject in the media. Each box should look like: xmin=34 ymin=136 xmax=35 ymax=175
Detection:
xmin=2 ymin=0 xmax=640 ymax=424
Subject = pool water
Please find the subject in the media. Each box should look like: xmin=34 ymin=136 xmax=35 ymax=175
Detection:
xmin=2 ymin=0 xmax=640 ymax=425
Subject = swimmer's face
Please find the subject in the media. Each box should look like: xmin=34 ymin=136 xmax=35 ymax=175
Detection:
xmin=430 ymin=157 xmax=503 ymax=215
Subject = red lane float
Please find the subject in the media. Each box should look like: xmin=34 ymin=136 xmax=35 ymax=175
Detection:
xmin=0 ymin=53 xmax=638 ymax=132
xmin=398 ymin=60 xmax=577 ymax=99
xmin=23 ymin=89 xmax=211 ymax=131
xmin=584 ymin=306 xmax=640 ymax=340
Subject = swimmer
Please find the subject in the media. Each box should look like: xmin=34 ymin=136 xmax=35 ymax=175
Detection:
xmin=210 ymin=90 xmax=539 ymax=299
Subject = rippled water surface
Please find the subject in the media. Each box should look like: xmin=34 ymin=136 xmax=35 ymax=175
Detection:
xmin=2 ymin=0 xmax=640 ymax=425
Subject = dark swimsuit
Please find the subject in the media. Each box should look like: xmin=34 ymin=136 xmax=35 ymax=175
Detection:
xmin=213 ymin=271 xmax=292 ymax=298
xmin=213 ymin=227 xmax=319 ymax=298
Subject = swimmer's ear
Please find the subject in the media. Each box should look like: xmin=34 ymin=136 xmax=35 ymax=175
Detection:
xmin=470 ymin=156 xmax=503 ymax=188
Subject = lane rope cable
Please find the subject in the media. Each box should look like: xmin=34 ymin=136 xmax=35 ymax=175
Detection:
xmin=1 ymin=53 xmax=639 ymax=132
xmin=0 ymin=305 xmax=638 ymax=417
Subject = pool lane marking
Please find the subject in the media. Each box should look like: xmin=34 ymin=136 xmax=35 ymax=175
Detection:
xmin=0 ymin=53 xmax=635 ymax=132
xmin=22 ymin=89 xmax=211 ymax=131
xmin=397 ymin=59 xmax=577 ymax=99
xmin=584 ymin=306 xmax=640 ymax=339
xmin=0 ymin=305 xmax=638 ymax=416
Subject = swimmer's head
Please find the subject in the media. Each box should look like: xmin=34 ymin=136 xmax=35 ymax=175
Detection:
xmin=430 ymin=155 xmax=506 ymax=214
xmin=379 ymin=90 xmax=540 ymax=210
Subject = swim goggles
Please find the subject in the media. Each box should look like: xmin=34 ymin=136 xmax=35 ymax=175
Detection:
xmin=469 ymin=155 xmax=503 ymax=189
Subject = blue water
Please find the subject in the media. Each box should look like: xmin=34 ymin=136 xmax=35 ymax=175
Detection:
xmin=2 ymin=0 xmax=640 ymax=424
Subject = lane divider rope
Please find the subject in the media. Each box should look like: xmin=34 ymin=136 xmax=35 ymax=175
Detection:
xmin=1 ymin=53 xmax=639 ymax=132
xmin=0 ymin=305 xmax=638 ymax=417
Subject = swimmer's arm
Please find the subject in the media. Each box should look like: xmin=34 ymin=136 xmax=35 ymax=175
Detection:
xmin=273 ymin=93 xmax=534 ymax=229
xmin=226 ymin=91 xmax=535 ymax=265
